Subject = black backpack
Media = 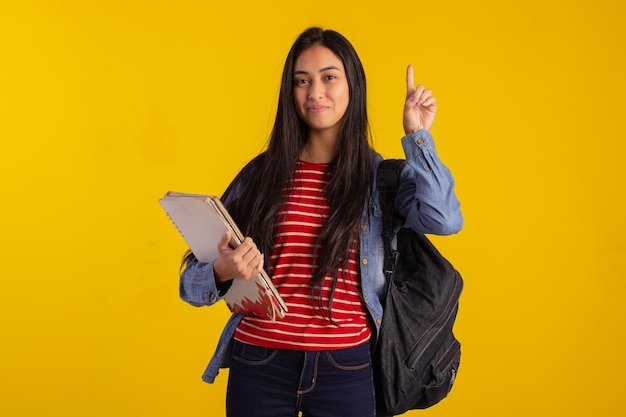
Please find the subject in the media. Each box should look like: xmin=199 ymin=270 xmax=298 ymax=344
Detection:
xmin=373 ymin=159 xmax=463 ymax=416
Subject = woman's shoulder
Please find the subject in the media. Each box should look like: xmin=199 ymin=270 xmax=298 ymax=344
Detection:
xmin=221 ymin=152 xmax=267 ymax=202
xmin=369 ymin=148 xmax=384 ymax=167
xmin=242 ymin=152 xmax=267 ymax=175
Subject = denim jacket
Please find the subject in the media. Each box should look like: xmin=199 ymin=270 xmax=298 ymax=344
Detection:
xmin=179 ymin=129 xmax=463 ymax=383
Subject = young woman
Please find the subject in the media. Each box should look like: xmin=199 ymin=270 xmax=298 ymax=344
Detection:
xmin=179 ymin=27 xmax=462 ymax=417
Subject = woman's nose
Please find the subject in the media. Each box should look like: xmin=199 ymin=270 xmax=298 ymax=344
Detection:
xmin=308 ymin=80 xmax=323 ymax=99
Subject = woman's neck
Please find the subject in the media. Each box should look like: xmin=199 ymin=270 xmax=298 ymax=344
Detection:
xmin=300 ymin=130 xmax=338 ymax=164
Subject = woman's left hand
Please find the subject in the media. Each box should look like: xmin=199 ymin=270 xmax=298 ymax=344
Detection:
xmin=403 ymin=64 xmax=436 ymax=134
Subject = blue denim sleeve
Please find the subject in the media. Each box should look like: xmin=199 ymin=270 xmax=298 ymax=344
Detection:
xmin=180 ymin=252 xmax=225 ymax=307
xmin=397 ymin=129 xmax=463 ymax=235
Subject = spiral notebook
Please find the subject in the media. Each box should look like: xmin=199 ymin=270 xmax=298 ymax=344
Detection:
xmin=159 ymin=191 xmax=287 ymax=321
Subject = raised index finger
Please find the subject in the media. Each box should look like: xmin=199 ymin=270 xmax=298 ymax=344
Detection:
xmin=406 ymin=64 xmax=415 ymax=95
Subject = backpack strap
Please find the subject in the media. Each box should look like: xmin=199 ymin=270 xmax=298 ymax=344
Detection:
xmin=376 ymin=159 xmax=407 ymax=280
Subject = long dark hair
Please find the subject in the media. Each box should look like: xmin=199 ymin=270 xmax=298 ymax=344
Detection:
xmin=187 ymin=27 xmax=374 ymax=316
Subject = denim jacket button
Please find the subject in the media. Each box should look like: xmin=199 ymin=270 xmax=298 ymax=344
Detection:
xmin=362 ymin=258 xmax=368 ymax=265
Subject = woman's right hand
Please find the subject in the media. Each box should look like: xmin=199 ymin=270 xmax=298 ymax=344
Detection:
xmin=213 ymin=231 xmax=264 ymax=283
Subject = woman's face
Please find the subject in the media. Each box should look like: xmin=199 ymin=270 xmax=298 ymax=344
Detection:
xmin=292 ymin=44 xmax=350 ymax=137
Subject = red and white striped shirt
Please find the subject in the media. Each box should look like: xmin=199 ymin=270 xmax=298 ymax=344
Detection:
xmin=234 ymin=160 xmax=371 ymax=350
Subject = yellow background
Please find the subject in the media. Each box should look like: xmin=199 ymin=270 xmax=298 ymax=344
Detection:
xmin=1 ymin=1 xmax=624 ymax=416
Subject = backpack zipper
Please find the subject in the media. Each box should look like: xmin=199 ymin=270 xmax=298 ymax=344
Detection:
xmin=406 ymin=277 xmax=461 ymax=372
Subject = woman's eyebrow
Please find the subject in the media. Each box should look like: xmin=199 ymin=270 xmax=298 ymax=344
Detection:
xmin=293 ymin=66 xmax=341 ymax=76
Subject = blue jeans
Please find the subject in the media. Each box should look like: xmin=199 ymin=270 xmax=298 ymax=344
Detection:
xmin=226 ymin=340 xmax=376 ymax=417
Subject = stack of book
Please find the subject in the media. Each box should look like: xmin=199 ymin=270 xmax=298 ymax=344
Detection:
xmin=159 ymin=192 xmax=287 ymax=321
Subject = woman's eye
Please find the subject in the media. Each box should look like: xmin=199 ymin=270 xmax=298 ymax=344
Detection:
xmin=325 ymin=74 xmax=337 ymax=81
xmin=294 ymin=78 xmax=309 ymax=86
